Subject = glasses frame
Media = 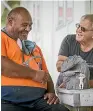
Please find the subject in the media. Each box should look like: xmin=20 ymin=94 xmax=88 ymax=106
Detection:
xmin=75 ymin=23 xmax=93 ymax=32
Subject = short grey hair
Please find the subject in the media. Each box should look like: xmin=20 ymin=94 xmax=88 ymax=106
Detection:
xmin=81 ymin=14 xmax=93 ymax=28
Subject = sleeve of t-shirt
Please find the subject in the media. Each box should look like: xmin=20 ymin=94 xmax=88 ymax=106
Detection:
xmin=58 ymin=35 xmax=70 ymax=56
xmin=1 ymin=32 xmax=7 ymax=57
xmin=36 ymin=46 xmax=49 ymax=73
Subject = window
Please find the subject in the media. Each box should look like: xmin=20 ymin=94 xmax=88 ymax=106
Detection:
xmin=66 ymin=1 xmax=73 ymax=24
xmin=57 ymin=1 xmax=65 ymax=27
xmin=56 ymin=1 xmax=74 ymax=30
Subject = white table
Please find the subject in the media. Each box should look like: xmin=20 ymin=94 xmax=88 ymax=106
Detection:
xmin=57 ymin=88 xmax=93 ymax=111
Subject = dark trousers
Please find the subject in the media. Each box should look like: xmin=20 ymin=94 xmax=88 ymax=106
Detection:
xmin=1 ymin=97 xmax=69 ymax=111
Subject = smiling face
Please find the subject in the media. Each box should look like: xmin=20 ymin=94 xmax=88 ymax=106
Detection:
xmin=76 ymin=18 xmax=93 ymax=43
xmin=11 ymin=13 xmax=32 ymax=40
xmin=6 ymin=7 xmax=33 ymax=41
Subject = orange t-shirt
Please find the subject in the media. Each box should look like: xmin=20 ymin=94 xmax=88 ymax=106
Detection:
xmin=1 ymin=31 xmax=48 ymax=89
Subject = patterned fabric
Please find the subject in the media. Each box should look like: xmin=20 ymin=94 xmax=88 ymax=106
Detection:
xmin=56 ymin=55 xmax=90 ymax=90
xmin=21 ymin=40 xmax=36 ymax=55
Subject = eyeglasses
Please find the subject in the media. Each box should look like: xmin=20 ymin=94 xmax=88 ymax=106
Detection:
xmin=75 ymin=23 xmax=93 ymax=32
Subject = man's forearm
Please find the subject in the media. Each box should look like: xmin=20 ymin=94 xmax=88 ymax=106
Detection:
xmin=1 ymin=56 xmax=37 ymax=79
xmin=56 ymin=55 xmax=68 ymax=72
xmin=47 ymin=75 xmax=55 ymax=93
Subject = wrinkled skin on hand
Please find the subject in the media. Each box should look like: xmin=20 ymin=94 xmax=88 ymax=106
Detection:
xmin=44 ymin=93 xmax=59 ymax=105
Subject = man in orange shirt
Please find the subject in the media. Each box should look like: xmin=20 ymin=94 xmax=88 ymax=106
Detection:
xmin=1 ymin=7 xmax=69 ymax=111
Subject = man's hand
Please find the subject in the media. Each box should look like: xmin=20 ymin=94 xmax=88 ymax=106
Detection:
xmin=56 ymin=61 xmax=62 ymax=72
xmin=33 ymin=70 xmax=49 ymax=84
xmin=44 ymin=93 xmax=59 ymax=105
xmin=59 ymin=83 xmax=65 ymax=88
xmin=89 ymin=80 xmax=93 ymax=88
xmin=56 ymin=55 xmax=68 ymax=72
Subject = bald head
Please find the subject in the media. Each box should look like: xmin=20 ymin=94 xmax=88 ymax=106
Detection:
xmin=7 ymin=7 xmax=31 ymax=21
